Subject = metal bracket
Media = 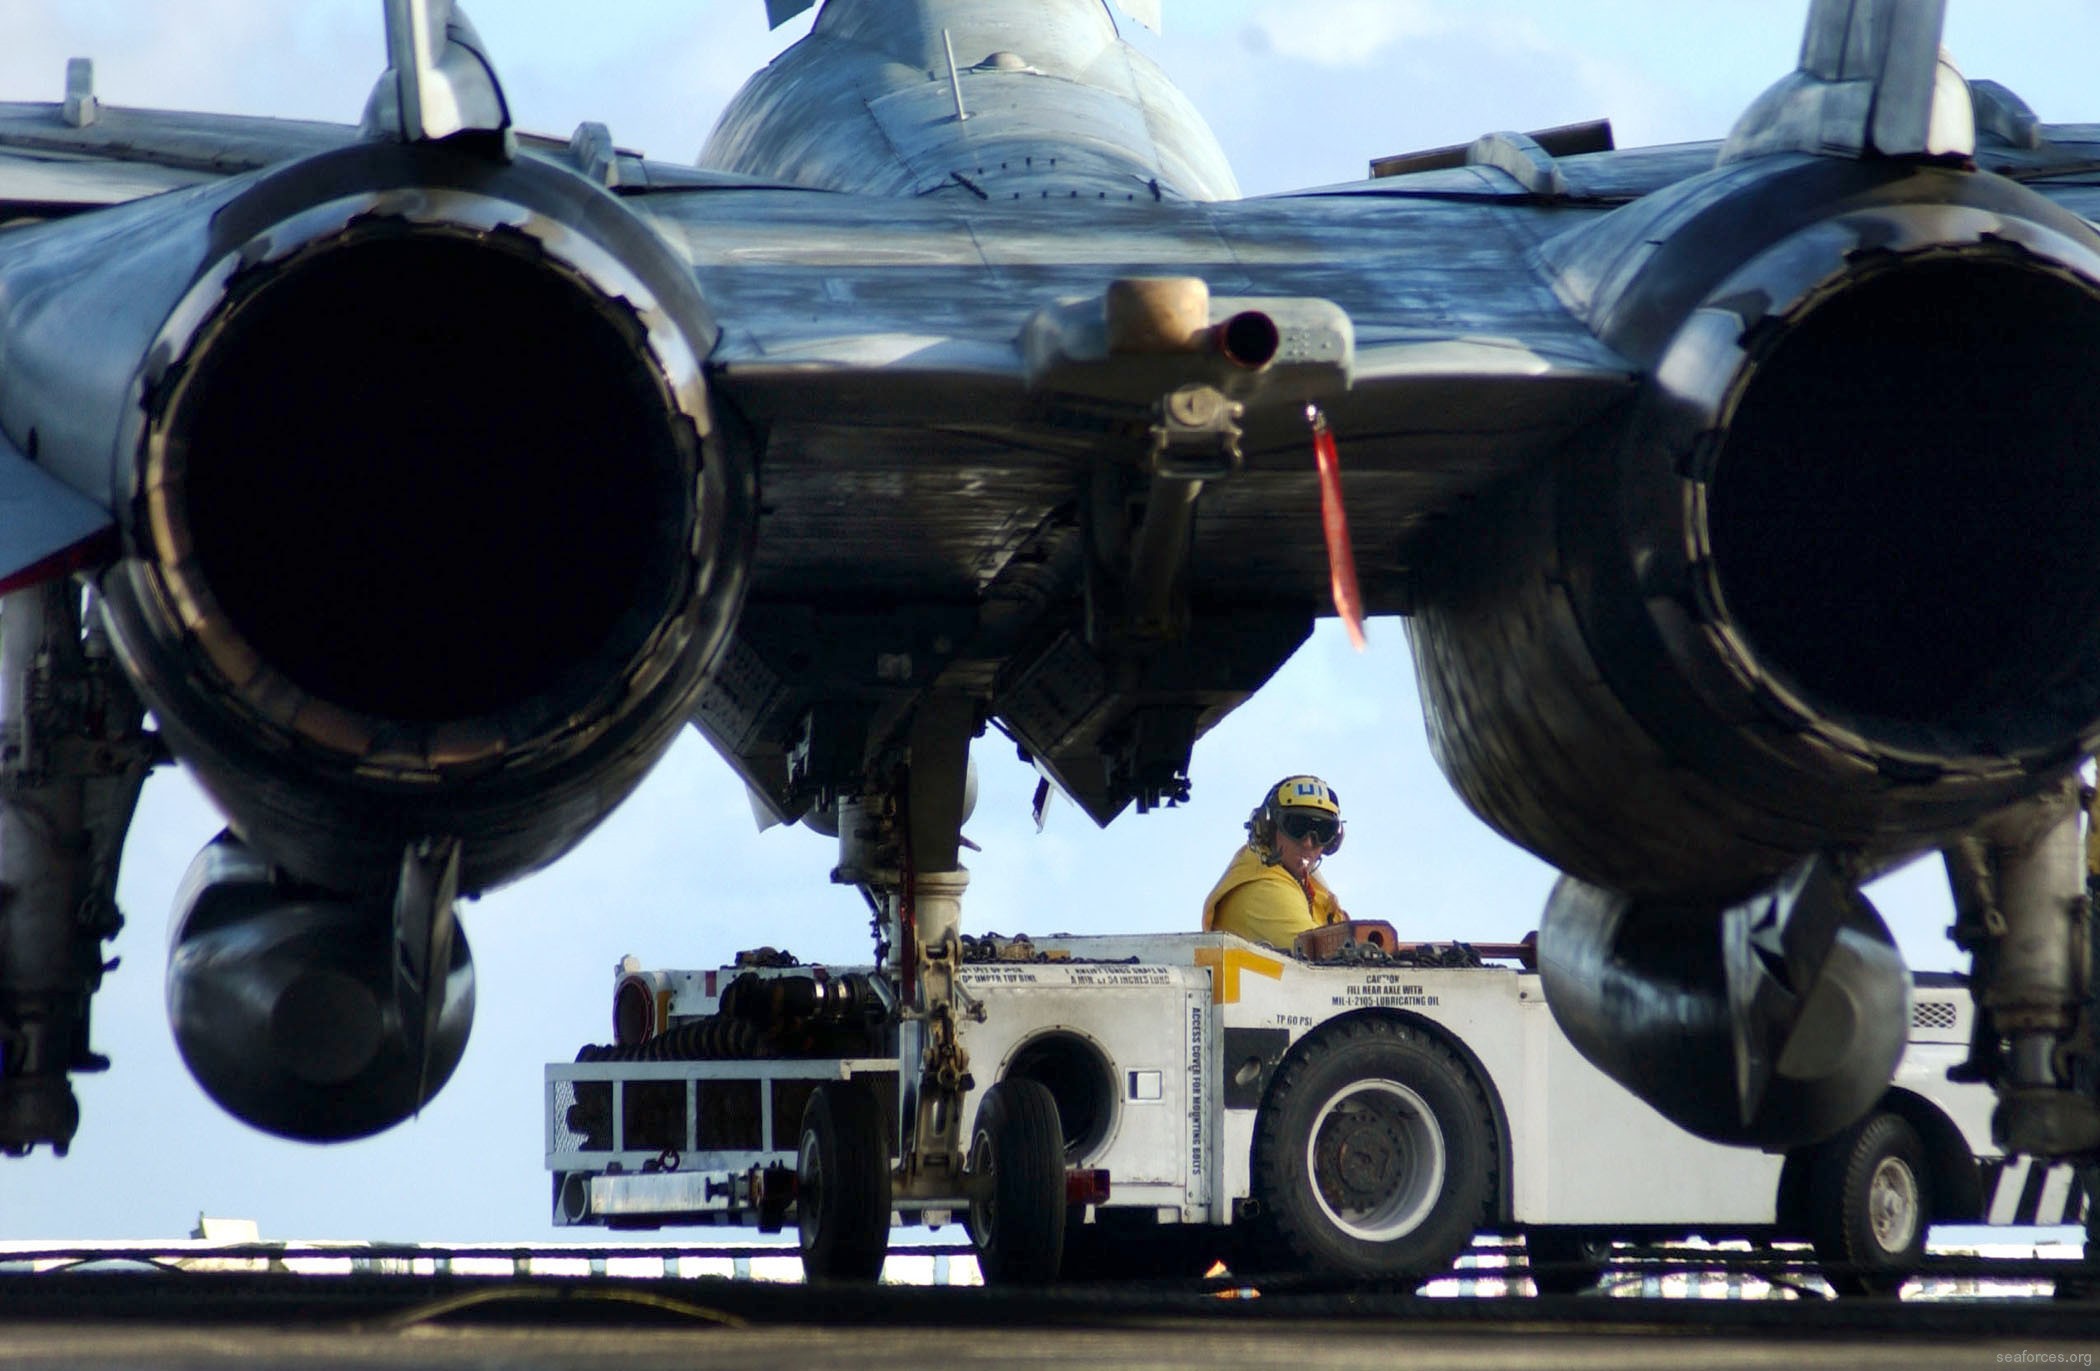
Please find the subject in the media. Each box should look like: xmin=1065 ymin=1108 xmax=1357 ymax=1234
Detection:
xmin=61 ymin=58 xmax=98 ymax=130
xmin=786 ymin=702 xmax=871 ymax=821
xmin=1020 ymin=283 xmax=1354 ymax=410
xmin=1465 ymin=131 xmax=1567 ymax=197
xmin=1101 ymin=705 xmax=1195 ymax=813
xmin=1148 ymin=385 xmax=1243 ymax=480
xmin=566 ymin=121 xmax=622 ymax=188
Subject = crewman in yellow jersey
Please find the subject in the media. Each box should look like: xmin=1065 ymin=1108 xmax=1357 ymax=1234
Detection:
xmin=1202 ymin=775 xmax=1347 ymax=949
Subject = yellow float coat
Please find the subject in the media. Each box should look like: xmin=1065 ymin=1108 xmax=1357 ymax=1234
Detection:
xmin=1202 ymin=843 xmax=1342 ymax=949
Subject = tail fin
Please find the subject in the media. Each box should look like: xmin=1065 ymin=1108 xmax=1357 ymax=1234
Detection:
xmin=363 ymin=0 xmax=510 ymax=146
xmin=1721 ymin=0 xmax=1971 ymax=163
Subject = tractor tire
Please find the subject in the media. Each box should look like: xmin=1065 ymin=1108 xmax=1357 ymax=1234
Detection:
xmin=1809 ymin=1110 xmax=1929 ymax=1296
xmin=1252 ymin=1018 xmax=1496 ymax=1280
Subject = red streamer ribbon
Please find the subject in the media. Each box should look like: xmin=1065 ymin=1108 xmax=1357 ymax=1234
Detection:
xmin=1309 ymin=406 xmax=1367 ymax=651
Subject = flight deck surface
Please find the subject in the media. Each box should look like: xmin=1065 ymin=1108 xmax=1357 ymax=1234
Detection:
xmin=1 ymin=1246 xmax=2095 ymax=1371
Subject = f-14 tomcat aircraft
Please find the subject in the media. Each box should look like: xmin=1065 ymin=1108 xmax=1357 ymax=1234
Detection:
xmin=1 ymin=0 xmax=2098 ymax=1198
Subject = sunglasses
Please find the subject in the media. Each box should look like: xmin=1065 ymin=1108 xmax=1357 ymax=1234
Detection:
xmin=1277 ymin=813 xmax=1339 ymax=844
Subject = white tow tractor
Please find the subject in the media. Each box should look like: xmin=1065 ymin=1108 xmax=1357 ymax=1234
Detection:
xmin=545 ymin=924 xmax=2072 ymax=1290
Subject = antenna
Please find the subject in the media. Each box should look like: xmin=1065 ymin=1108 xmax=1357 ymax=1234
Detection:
xmin=943 ymin=29 xmax=969 ymax=122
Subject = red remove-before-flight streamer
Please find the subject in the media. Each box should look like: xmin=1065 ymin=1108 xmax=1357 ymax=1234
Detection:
xmin=1308 ymin=406 xmax=1367 ymax=651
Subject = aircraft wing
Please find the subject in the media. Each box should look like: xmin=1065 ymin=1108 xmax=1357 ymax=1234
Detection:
xmin=0 ymin=99 xmax=354 ymax=215
xmin=0 ymin=94 xmax=780 ymax=222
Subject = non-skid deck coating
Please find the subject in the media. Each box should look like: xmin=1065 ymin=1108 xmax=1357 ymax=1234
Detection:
xmin=3 ymin=1319 xmax=2097 ymax=1371
xmin=0 ymin=1260 xmax=2097 ymax=1371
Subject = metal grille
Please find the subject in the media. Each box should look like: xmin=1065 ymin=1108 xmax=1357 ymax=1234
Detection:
xmin=696 ymin=1080 xmax=763 ymax=1151
xmin=1913 ymin=1000 xmax=1958 ymax=1031
xmin=551 ymin=1079 xmax=614 ymax=1152
xmin=550 ymin=1079 xmax=615 ymax=1154
xmin=772 ymin=1079 xmax=821 ymax=1152
xmin=623 ymin=1080 xmax=686 ymax=1154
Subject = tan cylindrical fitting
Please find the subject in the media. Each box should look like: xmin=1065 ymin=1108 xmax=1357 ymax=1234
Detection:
xmin=1105 ymin=276 xmax=1209 ymax=353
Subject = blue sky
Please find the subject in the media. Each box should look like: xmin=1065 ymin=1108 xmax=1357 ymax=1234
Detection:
xmin=0 ymin=0 xmax=2094 ymax=1242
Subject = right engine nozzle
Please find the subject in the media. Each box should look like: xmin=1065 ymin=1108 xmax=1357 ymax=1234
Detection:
xmin=165 ymin=833 xmax=474 ymax=1143
xmin=1416 ymin=156 xmax=2100 ymax=907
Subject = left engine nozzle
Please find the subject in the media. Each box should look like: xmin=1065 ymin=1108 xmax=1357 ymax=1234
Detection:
xmin=0 ymin=137 xmax=752 ymax=899
xmin=166 ymin=833 xmax=473 ymax=1143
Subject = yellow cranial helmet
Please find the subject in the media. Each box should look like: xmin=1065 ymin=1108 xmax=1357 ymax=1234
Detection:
xmin=1249 ymin=774 xmax=1345 ymax=855
xmin=1269 ymin=775 xmax=1340 ymax=818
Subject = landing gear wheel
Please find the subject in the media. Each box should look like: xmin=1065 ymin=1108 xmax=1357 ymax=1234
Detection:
xmin=1809 ymin=1110 xmax=1928 ymax=1296
xmin=967 ymin=1078 xmax=1066 ymax=1284
xmin=796 ymin=1081 xmax=892 ymax=1282
xmin=1253 ymin=1018 xmax=1496 ymax=1280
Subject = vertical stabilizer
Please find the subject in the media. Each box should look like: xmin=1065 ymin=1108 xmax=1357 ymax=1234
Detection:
xmin=362 ymin=0 xmax=511 ymax=148
xmin=1721 ymin=0 xmax=1972 ymax=163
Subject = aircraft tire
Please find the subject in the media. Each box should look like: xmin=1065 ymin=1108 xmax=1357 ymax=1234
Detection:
xmin=1252 ymin=1017 xmax=1495 ymax=1280
xmin=1809 ymin=1109 xmax=1929 ymax=1295
xmin=796 ymin=1081 xmax=891 ymax=1282
xmin=967 ymin=1078 xmax=1067 ymax=1284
